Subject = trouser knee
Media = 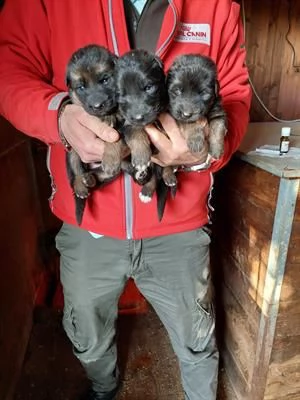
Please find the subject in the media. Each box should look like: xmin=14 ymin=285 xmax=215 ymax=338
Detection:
xmin=62 ymin=297 xmax=118 ymax=363
xmin=172 ymin=300 xmax=217 ymax=363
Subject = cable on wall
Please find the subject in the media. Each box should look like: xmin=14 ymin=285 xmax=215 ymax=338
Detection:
xmin=241 ymin=0 xmax=300 ymax=123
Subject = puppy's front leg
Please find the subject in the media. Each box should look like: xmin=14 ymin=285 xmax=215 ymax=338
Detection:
xmin=208 ymin=117 xmax=227 ymax=159
xmin=207 ymin=99 xmax=227 ymax=159
xmin=96 ymin=139 xmax=130 ymax=181
xmin=67 ymin=149 xmax=96 ymax=199
xmin=179 ymin=120 xmax=208 ymax=154
xmin=123 ymin=125 xmax=152 ymax=184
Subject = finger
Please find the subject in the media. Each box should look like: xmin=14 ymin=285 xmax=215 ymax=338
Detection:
xmin=158 ymin=113 xmax=185 ymax=146
xmin=69 ymin=125 xmax=106 ymax=160
xmin=79 ymin=113 xmax=119 ymax=142
xmin=145 ymin=123 xmax=172 ymax=153
xmin=150 ymin=155 xmax=166 ymax=167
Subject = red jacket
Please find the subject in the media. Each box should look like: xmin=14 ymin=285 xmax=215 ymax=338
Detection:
xmin=0 ymin=0 xmax=251 ymax=239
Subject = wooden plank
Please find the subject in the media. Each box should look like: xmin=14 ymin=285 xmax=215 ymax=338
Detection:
xmin=286 ymin=196 xmax=300 ymax=265
xmin=221 ymin=346 xmax=250 ymax=400
xmin=219 ymin=159 xmax=279 ymax=208
xmin=271 ymin=334 xmax=300 ymax=365
xmin=250 ymin=178 xmax=299 ymax=400
xmin=214 ymin=185 xmax=274 ymax=248
xmin=221 ymin=283 xmax=257 ymax=384
xmin=221 ymin=252 xmax=262 ymax=329
xmin=275 ymin=300 xmax=300 ymax=338
xmin=218 ymin=233 xmax=268 ymax=310
xmin=279 ymin=263 xmax=300 ymax=303
xmin=216 ymin=190 xmax=274 ymax=247
xmin=265 ymin=337 xmax=300 ymax=400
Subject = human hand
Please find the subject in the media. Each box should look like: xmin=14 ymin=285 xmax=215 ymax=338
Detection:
xmin=59 ymin=104 xmax=119 ymax=163
xmin=145 ymin=113 xmax=209 ymax=167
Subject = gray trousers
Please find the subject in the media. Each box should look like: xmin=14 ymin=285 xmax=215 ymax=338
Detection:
xmin=56 ymin=223 xmax=219 ymax=400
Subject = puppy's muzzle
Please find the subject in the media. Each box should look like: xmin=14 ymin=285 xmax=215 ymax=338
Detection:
xmin=87 ymin=98 xmax=116 ymax=115
xmin=125 ymin=110 xmax=158 ymax=126
xmin=174 ymin=108 xmax=201 ymax=122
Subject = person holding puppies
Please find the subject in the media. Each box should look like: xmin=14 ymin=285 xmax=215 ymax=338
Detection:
xmin=0 ymin=1 xmax=251 ymax=399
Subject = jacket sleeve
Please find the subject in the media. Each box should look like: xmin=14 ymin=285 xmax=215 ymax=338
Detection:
xmin=0 ymin=0 xmax=66 ymax=144
xmin=209 ymin=1 xmax=252 ymax=173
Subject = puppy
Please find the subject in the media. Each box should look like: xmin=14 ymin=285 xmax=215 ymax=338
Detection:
xmin=115 ymin=49 xmax=174 ymax=206
xmin=166 ymin=54 xmax=227 ymax=159
xmin=65 ymin=44 xmax=129 ymax=224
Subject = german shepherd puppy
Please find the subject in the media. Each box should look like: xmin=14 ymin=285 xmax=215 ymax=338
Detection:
xmin=65 ymin=44 xmax=129 ymax=225
xmin=166 ymin=54 xmax=227 ymax=159
xmin=115 ymin=49 xmax=175 ymax=208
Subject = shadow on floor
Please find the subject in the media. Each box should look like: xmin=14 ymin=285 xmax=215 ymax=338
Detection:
xmin=14 ymin=306 xmax=235 ymax=400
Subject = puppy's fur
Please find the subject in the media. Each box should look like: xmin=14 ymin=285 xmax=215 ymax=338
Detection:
xmin=66 ymin=44 xmax=128 ymax=225
xmin=167 ymin=54 xmax=227 ymax=159
xmin=115 ymin=49 xmax=174 ymax=207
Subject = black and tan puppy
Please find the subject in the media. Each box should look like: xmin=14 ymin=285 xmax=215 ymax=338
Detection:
xmin=66 ymin=44 xmax=128 ymax=224
xmin=167 ymin=54 xmax=227 ymax=159
xmin=115 ymin=49 xmax=174 ymax=205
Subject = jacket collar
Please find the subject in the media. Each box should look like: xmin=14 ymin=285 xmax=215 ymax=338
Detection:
xmin=107 ymin=0 xmax=183 ymax=58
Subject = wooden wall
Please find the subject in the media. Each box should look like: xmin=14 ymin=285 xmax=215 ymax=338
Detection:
xmin=212 ymin=158 xmax=300 ymax=400
xmin=0 ymin=118 xmax=51 ymax=400
xmin=212 ymin=159 xmax=277 ymax=399
xmin=239 ymin=0 xmax=300 ymax=122
xmin=264 ymin=190 xmax=300 ymax=399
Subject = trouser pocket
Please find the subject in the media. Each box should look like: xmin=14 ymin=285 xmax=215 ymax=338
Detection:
xmin=63 ymin=299 xmax=84 ymax=351
xmin=191 ymin=300 xmax=215 ymax=352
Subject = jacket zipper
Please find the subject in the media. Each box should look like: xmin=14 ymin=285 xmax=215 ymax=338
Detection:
xmin=109 ymin=0 xmax=134 ymax=239
xmin=108 ymin=0 xmax=178 ymax=239
xmin=156 ymin=1 xmax=178 ymax=57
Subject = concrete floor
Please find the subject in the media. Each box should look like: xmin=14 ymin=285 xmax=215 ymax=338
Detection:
xmin=14 ymin=305 xmax=236 ymax=400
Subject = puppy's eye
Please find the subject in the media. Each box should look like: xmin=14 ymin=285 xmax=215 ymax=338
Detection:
xmin=76 ymin=84 xmax=85 ymax=92
xmin=144 ymin=84 xmax=154 ymax=93
xmin=172 ymin=87 xmax=182 ymax=96
xmin=200 ymin=91 xmax=212 ymax=101
xmin=99 ymin=76 xmax=110 ymax=85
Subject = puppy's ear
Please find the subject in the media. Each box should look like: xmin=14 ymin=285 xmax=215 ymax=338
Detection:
xmin=65 ymin=63 xmax=72 ymax=88
xmin=65 ymin=73 xmax=71 ymax=88
xmin=215 ymin=80 xmax=220 ymax=96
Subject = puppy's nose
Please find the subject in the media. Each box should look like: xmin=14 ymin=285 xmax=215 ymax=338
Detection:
xmin=133 ymin=114 xmax=144 ymax=122
xmin=181 ymin=110 xmax=193 ymax=118
xmin=92 ymin=102 xmax=105 ymax=110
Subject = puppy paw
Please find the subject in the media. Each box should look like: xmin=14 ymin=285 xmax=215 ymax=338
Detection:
xmin=208 ymin=140 xmax=224 ymax=159
xmin=164 ymin=175 xmax=177 ymax=187
xmin=139 ymin=188 xmax=153 ymax=203
xmin=74 ymin=187 xmax=90 ymax=199
xmin=187 ymin=135 xmax=205 ymax=154
xmin=73 ymin=177 xmax=91 ymax=199
xmin=82 ymin=173 xmax=97 ymax=188
xmin=209 ymin=149 xmax=223 ymax=159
